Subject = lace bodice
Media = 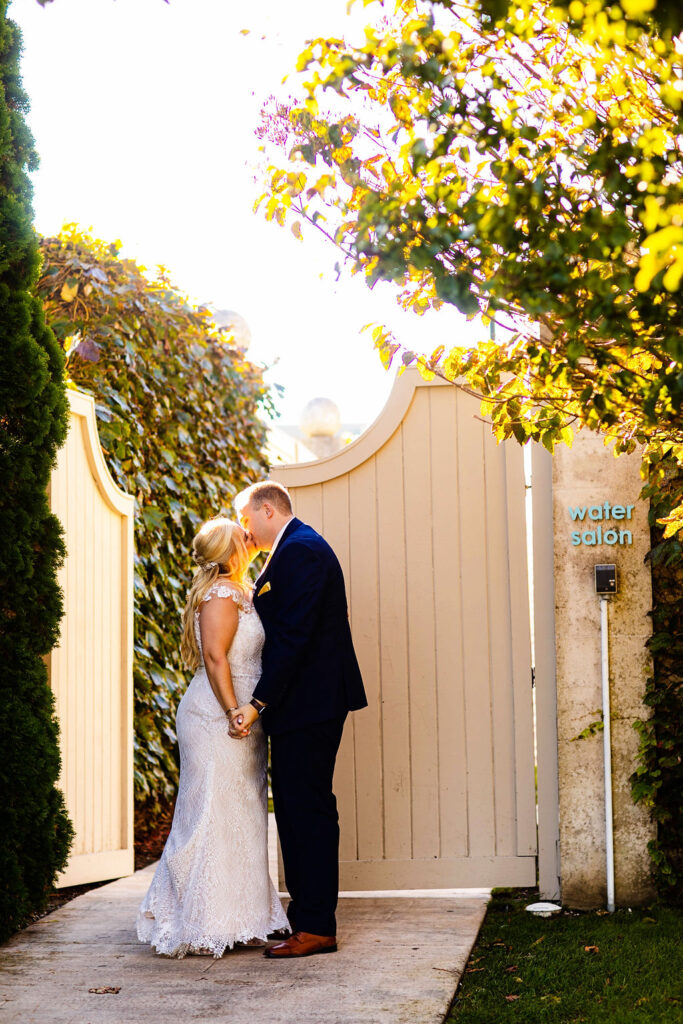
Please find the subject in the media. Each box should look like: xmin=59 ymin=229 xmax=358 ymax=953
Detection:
xmin=194 ymin=580 xmax=265 ymax=697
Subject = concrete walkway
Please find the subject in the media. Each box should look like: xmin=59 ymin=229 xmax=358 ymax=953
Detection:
xmin=0 ymin=831 xmax=489 ymax=1024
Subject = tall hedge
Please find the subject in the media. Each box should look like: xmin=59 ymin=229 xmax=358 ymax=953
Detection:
xmin=0 ymin=6 xmax=73 ymax=940
xmin=37 ymin=227 xmax=273 ymax=807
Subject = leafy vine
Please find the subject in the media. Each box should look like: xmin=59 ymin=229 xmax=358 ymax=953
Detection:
xmin=632 ymin=454 xmax=683 ymax=901
xmin=37 ymin=227 xmax=274 ymax=807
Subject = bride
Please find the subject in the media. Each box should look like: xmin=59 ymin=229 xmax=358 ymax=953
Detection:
xmin=137 ymin=516 xmax=289 ymax=957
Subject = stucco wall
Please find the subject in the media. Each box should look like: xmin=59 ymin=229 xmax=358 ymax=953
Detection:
xmin=553 ymin=430 xmax=656 ymax=907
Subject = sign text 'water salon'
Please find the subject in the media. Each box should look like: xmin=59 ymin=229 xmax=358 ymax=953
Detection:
xmin=568 ymin=502 xmax=635 ymax=547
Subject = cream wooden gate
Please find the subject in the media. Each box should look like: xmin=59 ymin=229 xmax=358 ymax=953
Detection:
xmin=47 ymin=390 xmax=135 ymax=887
xmin=272 ymin=370 xmax=558 ymax=891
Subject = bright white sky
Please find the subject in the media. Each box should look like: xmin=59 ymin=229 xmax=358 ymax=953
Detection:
xmin=13 ymin=0 xmax=481 ymax=428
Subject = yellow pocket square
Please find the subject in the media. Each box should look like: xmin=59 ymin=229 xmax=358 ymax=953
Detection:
xmin=257 ymin=581 xmax=272 ymax=596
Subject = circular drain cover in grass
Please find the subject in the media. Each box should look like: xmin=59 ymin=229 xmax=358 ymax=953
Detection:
xmin=525 ymin=902 xmax=562 ymax=917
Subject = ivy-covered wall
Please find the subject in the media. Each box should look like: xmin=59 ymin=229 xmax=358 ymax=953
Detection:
xmin=37 ymin=227 xmax=273 ymax=808
xmin=633 ymin=458 xmax=683 ymax=903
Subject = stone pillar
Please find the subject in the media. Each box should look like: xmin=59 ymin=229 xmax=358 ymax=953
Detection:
xmin=553 ymin=430 xmax=656 ymax=908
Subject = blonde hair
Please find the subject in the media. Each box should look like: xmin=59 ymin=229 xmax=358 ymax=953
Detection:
xmin=180 ymin=517 xmax=251 ymax=672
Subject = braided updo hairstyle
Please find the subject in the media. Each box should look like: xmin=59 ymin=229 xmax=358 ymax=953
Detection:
xmin=180 ymin=517 xmax=251 ymax=672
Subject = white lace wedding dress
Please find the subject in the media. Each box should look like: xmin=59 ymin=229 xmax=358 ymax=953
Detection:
xmin=136 ymin=580 xmax=289 ymax=958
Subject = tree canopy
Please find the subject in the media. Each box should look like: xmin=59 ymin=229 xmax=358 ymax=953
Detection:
xmin=257 ymin=0 xmax=683 ymax=528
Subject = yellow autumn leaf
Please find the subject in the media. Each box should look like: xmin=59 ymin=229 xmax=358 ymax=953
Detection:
xmin=417 ymin=361 xmax=435 ymax=382
xmin=662 ymin=253 xmax=683 ymax=292
xmin=622 ymin=0 xmax=655 ymax=17
xmin=286 ymin=172 xmax=306 ymax=197
xmin=641 ymin=196 xmax=662 ymax=234
xmin=60 ymin=280 xmax=79 ymax=302
xmin=390 ymin=92 xmax=411 ymax=122
xmin=332 ymin=146 xmax=353 ymax=165
xmin=265 ymin=195 xmax=282 ymax=222
xmin=291 ymin=221 xmax=303 ymax=240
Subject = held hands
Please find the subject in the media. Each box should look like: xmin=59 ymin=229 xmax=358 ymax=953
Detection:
xmin=227 ymin=703 xmax=259 ymax=739
xmin=227 ymin=707 xmax=248 ymax=739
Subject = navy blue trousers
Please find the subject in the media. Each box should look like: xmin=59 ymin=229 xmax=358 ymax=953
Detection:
xmin=270 ymin=716 xmax=346 ymax=937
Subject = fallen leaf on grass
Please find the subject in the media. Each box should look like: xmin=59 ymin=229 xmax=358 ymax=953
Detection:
xmin=466 ymin=967 xmax=485 ymax=973
xmin=88 ymin=987 xmax=121 ymax=994
xmin=531 ymin=935 xmax=545 ymax=946
xmin=505 ymin=994 xmax=520 ymax=1001
xmin=584 ymin=945 xmax=599 ymax=953
xmin=504 ymin=965 xmax=519 ymax=972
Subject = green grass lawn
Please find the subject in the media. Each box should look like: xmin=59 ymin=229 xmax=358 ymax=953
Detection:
xmin=447 ymin=890 xmax=683 ymax=1024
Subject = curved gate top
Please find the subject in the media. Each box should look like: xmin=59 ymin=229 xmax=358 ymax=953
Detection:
xmin=272 ymin=370 xmax=543 ymax=890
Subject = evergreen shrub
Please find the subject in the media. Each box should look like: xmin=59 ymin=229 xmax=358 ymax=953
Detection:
xmin=0 ymin=6 xmax=73 ymax=941
xmin=37 ymin=227 xmax=273 ymax=808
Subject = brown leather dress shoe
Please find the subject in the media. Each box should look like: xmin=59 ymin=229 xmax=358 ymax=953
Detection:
xmin=264 ymin=930 xmax=337 ymax=958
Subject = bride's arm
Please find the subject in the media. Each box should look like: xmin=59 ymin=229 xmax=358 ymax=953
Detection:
xmin=198 ymin=596 xmax=240 ymax=714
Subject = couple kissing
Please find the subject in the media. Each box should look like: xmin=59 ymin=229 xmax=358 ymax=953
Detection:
xmin=137 ymin=481 xmax=367 ymax=959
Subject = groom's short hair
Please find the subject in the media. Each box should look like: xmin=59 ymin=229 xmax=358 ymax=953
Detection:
xmin=236 ymin=481 xmax=292 ymax=515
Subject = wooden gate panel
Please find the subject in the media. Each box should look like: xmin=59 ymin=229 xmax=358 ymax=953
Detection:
xmin=403 ymin=389 xmax=439 ymax=861
xmin=457 ymin=404 xmax=497 ymax=859
xmin=320 ymin=475 xmax=357 ymax=862
xmin=506 ymin=443 xmax=538 ymax=857
xmin=486 ymin=436 xmax=518 ymax=858
xmin=430 ymin=384 xmax=469 ymax=860
xmin=348 ymin=457 xmax=383 ymax=862
xmin=376 ymin=428 xmax=412 ymax=862
xmin=272 ymin=372 xmax=538 ymax=889
xmin=48 ymin=390 xmax=134 ymax=887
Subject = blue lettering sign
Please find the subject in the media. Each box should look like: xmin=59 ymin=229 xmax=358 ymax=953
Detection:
xmin=567 ymin=503 xmax=635 ymax=546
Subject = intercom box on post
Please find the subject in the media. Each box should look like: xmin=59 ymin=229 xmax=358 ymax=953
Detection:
xmin=595 ymin=564 xmax=617 ymax=595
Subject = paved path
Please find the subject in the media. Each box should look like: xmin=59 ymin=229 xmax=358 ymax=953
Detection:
xmin=0 ymin=830 xmax=488 ymax=1024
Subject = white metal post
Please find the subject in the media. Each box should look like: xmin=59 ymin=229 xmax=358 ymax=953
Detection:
xmin=600 ymin=595 xmax=615 ymax=913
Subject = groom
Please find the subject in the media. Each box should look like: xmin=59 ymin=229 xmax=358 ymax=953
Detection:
xmin=231 ymin=481 xmax=367 ymax=958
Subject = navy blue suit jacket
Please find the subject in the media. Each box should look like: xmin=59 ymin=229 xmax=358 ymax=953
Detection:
xmin=251 ymin=518 xmax=367 ymax=735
